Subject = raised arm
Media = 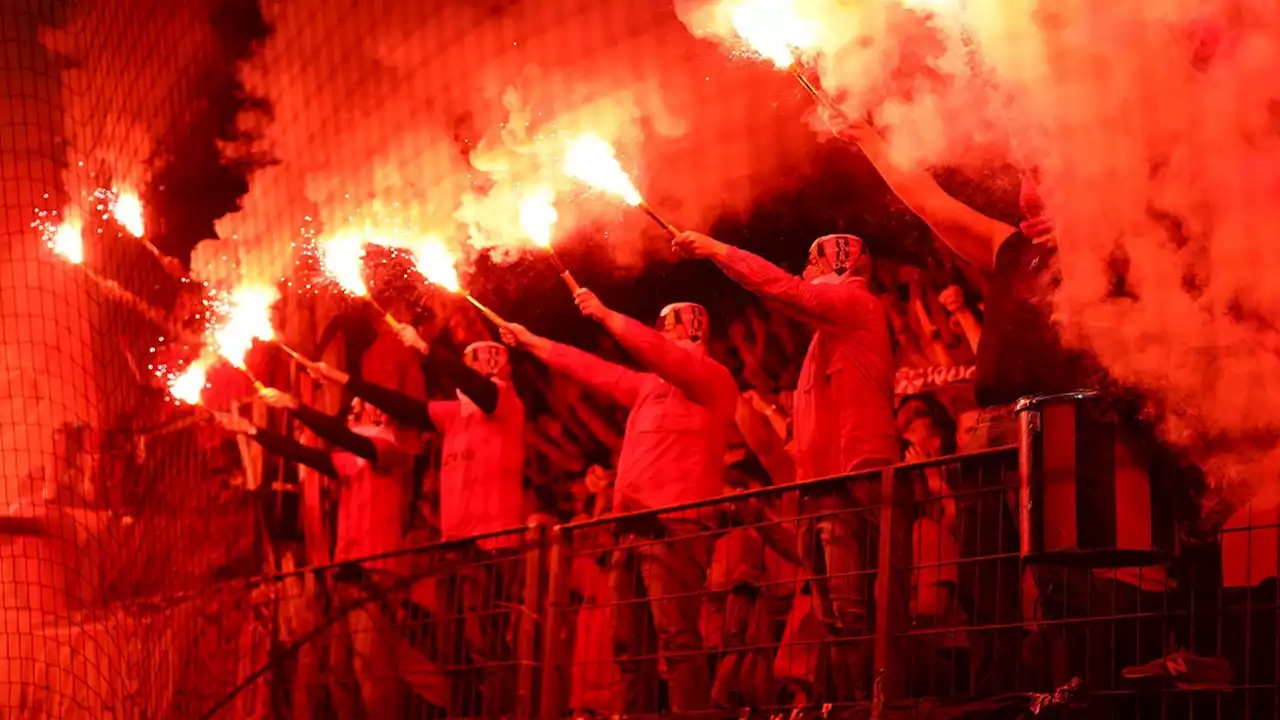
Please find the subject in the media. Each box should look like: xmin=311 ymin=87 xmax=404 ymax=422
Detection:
xmin=258 ymin=388 xmax=379 ymax=462
xmin=395 ymin=324 xmax=499 ymax=414
xmin=215 ymin=412 xmax=339 ymax=478
xmin=500 ymin=323 xmax=647 ymax=408
xmin=845 ymin=124 xmax=1013 ymax=270
xmin=676 ymin=236 xmax=863 ymax=328
xmin=575 ymin=289 xmax=737 ymax=414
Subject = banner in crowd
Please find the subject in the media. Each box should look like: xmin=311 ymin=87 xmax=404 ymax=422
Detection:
xmin=895 ymin=364 xmax=976 ymax=397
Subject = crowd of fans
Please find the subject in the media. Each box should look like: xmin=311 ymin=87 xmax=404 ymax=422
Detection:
xmin=31 ymin=121 xmax=1280 ymax=719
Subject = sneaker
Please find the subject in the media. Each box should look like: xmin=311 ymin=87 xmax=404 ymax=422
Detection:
xmin=1122 ymin=650 xmax=1232 ymax=690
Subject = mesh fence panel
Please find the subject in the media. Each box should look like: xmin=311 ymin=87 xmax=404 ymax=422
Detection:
xmin=4 ymin=0 xmax=1280 ymax=718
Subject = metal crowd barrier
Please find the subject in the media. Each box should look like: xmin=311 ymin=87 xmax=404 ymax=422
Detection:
xmin=188 ymin=444 xmax=1280 ymax=719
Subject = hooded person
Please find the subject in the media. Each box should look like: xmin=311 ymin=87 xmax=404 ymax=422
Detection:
xmin=500 ymin=288 xmax=738 ymax=715
xmin=215 ymin=392 xmax=411 ymax=719
xmin=673 ymin=230 xmax=896 ymax=702
xmin=306 ymin=328 xmax=526 ymax=718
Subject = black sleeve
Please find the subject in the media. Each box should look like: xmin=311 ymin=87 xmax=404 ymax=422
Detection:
xmin=423 ymin=348 xmax=499 ymax=415
xmin=291 ymin=404 xmax=380 ymax=462
xmin=347 ymin=377 xmax=436 ymax=431
xmin=251 ymin=428 xmax=339 ymax=478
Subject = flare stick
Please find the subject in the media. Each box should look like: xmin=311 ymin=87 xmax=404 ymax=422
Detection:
xmin=359 ymin=296 xmax=401 ymax=329
xmin=639 ymin=201 xmax=679 ymax=237
xmin=466 ymin=295 xmax=509 ymax=328
xmin=545 ymin=248 xmax=581 ymax=293
xmin=788 ymin=63 xmax=845 ymax=118
xmin=274 ymin=341 xmax=316 ymax=370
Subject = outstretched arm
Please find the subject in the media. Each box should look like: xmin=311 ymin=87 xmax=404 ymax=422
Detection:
xmin=676 ymin=235 xmax=867 ymax=328
xmin=215 ymin=412 xmax=339 ymax=478
xmin=346 ymin=377 xmax=435 ymax=431
xmin=500 ymin=323 xmax=648 ymax=408
xmin=394 ymin=324 xmax=499 ymax=414
xmin=575 ymin=289 xmax=737 ymax=413
xmin=843 ymin=123 xmax=1013 ymax=270
xmin=253 ymin=428 xmax=341 ymax=479
xmin=258 ymin=388 xmax=379 ymax=462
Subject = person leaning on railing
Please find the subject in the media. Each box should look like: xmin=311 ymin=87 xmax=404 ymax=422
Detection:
xmin=673 ymin=230 xmax=899 ymax=704
xmin=213 ymin=394 xmax=412 ymax=719
xmin=501 ymin=288 xmax=738 ymax=715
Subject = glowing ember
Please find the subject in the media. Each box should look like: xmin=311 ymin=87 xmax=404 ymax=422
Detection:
xmin=318 ymin=231 xmax=369 ymax=296
xmin=51 ymin=220 xmax=84 ymax=264
xmin=519 ymin=187 xmax=558 ymax=248
xmin=168 ymin=359 xmax=210 ymax=405
xmin=112 ymin=190 xmax=145 ymax=237
xmin=412 ymin=238 xmax=461 ymax=293
xmin=212 ymin=285 xmax=278 ymax=369
xmin=564 ymin=136 xmax=643 ymax=206
xmin=729 ymin=0 xmax=817 ymax=68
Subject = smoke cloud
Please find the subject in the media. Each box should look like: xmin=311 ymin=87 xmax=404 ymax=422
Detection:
xmin=678 ymin=0 xmax=1280 ymax=502
xmin=219 ymin=0 xmax=824 ymax=287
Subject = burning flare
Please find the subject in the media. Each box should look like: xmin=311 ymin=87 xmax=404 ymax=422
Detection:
xmin=411 ymin=238 xmax=461 ymax=293
xmin=112 ymin=189 xmax=145 ymax=237
xmin=318 ymin=231 xmax=369 ymax=296
xmin=51 ymin=220 xmax=85 ymax=264
xmin=212 ymin=285 xmax=279 ymax=369
xmin=564 ymin=136 xmax=643 ymax=206
xmin=729 ymin=0 xmax=817 ymax=68
xmin=519 ymin=187 xmax=558 ymax=248
xmin=168 ymin=358 xmax=210 ymax=405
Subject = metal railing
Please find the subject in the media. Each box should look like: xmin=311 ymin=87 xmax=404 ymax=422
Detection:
xmin=184 ymin=444 xmax=1280 ymax=719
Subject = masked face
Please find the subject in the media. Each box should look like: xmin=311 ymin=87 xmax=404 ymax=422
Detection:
xmin=803 ymin=234 xmax=867 ymax=283
xmin=656 ymin=302 xmax=709 ymax=347
xmin=464 ymin=341 xmax=509 ymax=378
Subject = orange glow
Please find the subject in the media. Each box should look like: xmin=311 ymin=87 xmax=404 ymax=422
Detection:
xmin=318 ymin=231 xmax=369 ymax=296
xmin=519 ymin=187 xmax=558 ymax=248
xmin=729 ymin=0 xmax=817 ymax=68
xmin=411 ymin=237 xmax=461 ymax=293
xmin=168 ymin=358 xmax=210 ymax=405
xmin=112 ymin=189 xmax=145 ymax=237
xmin=212 ymin=285 xmax=278 ymax=369
xmin=564 ymin=135 xmax=643 ymax=206
xmin=51 ymin=220 xmax=84 ymax=264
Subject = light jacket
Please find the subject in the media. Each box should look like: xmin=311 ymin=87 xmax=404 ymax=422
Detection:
xmin=717 ymin=246 xmax=898 ymax=479
xmin=542 ymin=315 xmax=737 ymax=512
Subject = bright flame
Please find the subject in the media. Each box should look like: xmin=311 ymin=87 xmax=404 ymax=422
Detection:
xmin=51 ymin=220 xmax=84 ymax=264
xmin=212 ymin=285 xmax=279 ymax=369
xmin=318 ymin=231 xmax=369 ymax=296
xmin=411 ymin=238 xmax=461 ymax=293
xmin=169 ymin=359 xmax=210 ymax=405
xmin=564 ymin=136 xmax=643 ymax=206
xmin=112 ymin=190 xmax=145 ymax=237
xmin=519 ymin=187 xmax=558 ymax=248
xmin=729 ymin=0 xmax=818 ymax=68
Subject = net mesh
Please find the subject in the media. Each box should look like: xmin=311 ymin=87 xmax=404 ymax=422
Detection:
xmin=3 ymin=0 xmax=1279 ymax=718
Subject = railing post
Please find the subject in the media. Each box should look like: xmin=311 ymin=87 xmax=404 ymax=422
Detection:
xmin=874 ymin=464 xmax=914 ymax=711
xmin=517 ymin=523 xmax=548 ymax=720
xmin=539 ymin=526 xmax=573 ymax=720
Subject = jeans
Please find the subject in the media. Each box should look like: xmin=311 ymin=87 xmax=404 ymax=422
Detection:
xmin=332 ymin=582 xmax=405 ymax=719
xmin=795 ymin=462 xmax=885 ymax=703
xmin=610 ymin=518 xmax=715 ymax=714
xmin=435 ymin=546 xmax=523 ymax=718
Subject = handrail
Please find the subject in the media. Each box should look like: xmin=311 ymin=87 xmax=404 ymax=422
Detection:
xmin=558 ymin=444 xmax=1018 ymax=531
